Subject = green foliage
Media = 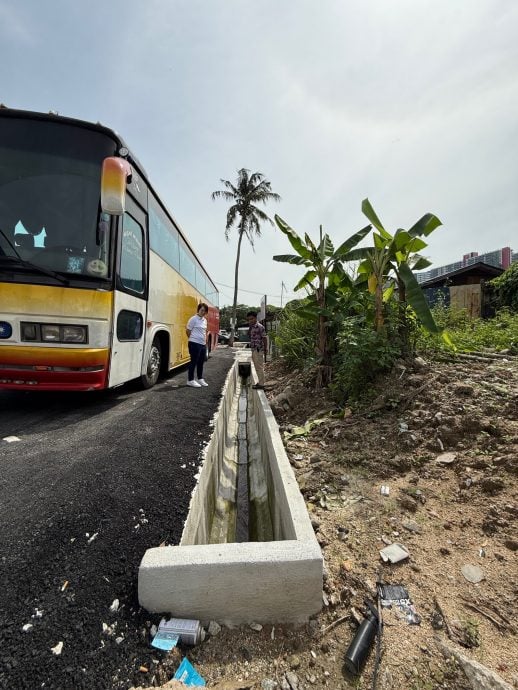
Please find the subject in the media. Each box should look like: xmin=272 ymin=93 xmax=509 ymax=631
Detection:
xmin=489 ymin=262 xmax=518 ymax=312
xmin=273 ymin=216 xmax=371 ymax=386
xmin=343 ymin=199 xmax=442 ymax=337
xmin=332 ymin=313 xmax=403 ymax=402
xmin=272 ymin=303 xmax=316 ymax=369
xmin=417 ymin=306 xmax=518 ymax=354
xmin=219 ymin=304 xmax=258 ymax=330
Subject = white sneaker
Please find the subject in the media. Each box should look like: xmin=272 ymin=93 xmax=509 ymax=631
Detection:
xmin=198 ymin=379 xmax=209 ymax=387
xmin=187 ymin=380 xmax=201 ymax=387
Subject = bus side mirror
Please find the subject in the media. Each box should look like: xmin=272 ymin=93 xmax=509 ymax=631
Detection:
xmin=100 ymin=157 xmax=133 ymax=215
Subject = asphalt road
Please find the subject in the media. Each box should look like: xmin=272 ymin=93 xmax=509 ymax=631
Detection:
xmin=0 ymin=347 xmax=235 ymax=690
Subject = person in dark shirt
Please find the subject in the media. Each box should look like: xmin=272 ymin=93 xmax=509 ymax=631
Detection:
xmin=247 ymin=311 xmax=268 ymax=389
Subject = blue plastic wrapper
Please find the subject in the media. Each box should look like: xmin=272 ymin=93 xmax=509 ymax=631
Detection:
xmin=151 ymin=631 xmax=179 ymax=651
xmin=173 ymin=658 xmax=206 ymax=687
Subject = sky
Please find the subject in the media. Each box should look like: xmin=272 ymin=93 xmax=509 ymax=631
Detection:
xmin=1 ymin=0 xmax=517 ymax=307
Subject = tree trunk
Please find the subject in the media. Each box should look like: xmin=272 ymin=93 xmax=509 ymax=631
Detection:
xmin=230 ymin=230 xmax=244 ymax=346
xmin=374 ymin=280 xmax=384 ymax=331
xmin=316 ymin=278 xmax=331 ymax=388
xmin=397 ymin=276 xmax=411 ymax=354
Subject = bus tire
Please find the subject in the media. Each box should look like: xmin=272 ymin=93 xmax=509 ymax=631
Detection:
xmin=141 ymin=338 xmax=161 ymax=389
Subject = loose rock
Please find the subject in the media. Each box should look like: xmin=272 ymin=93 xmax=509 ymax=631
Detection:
xmin=461 ymin=564 xmax=485 ymax=584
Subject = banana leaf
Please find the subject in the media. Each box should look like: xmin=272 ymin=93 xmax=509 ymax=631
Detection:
xmin=275 ymin=215 xmax=312 ymax=259
xmin=408 ymin=213 xmax=442 ymax=237
xmin=398 ymin=261 xmax=441 ymax=333
xmin=335 ymin=224 xmax=372 ymax=257
xmin=362 ymin=198 xmax=392 ymax=240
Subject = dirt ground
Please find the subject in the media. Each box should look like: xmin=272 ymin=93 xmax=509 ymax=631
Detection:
xmin=137 ymin=349 xmax=517 ymax=690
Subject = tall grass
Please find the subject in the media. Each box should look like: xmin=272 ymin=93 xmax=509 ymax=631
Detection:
xmin=272 ymin=305 xmax=316 ymax=369
xmin=417 ymin=306 xmax=518 ymax=354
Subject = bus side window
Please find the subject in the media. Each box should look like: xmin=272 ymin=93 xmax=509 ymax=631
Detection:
xmin=120 ymin=213 xmax=144 ymax=294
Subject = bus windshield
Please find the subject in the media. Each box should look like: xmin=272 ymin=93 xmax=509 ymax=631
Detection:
xmin=0 ymin=116 xmax=117 ymax=281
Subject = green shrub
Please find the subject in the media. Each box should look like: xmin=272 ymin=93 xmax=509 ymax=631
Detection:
xmin=417 ymin=307 xmax=518 ymax=354
xmin=332 ymin=315 xmax=402 ymax=402
xmin=489 ymin=262 xmax=518 ymax=312
xmin=272 ymin=304 xmax=316 ymax=369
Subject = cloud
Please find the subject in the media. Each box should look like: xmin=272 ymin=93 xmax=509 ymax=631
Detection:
xmin=0 ymin=2 xmax=35 ymax=45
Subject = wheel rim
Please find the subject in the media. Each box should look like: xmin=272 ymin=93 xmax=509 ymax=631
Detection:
xmin=148 ymin=344 xmax=160 ymax=382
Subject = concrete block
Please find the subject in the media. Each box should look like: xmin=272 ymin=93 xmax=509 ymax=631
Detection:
xmin=139 ymin=540 xmax=322 ymax=624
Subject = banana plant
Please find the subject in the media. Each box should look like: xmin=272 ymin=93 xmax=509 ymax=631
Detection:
xmin=343 ymin=199 xmax=443 ymax=337
xmin=273 ymin=215 xmax=371 ymax=386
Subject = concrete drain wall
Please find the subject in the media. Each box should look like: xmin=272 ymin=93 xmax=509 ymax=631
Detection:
xmin=138 ymin=353 xmax=323 ymax=624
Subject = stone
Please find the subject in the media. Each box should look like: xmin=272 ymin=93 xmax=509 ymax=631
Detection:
xmin=461 ymin=564 xmax=485 ymax=584
xmin=249 ymin=622 xmax=263 ymax=632
xmin=398 ymin=495 xmax=418 ymax=512
xmin=435 ymin=637 xmax=513 ymax=689
xmin=261 ymin=681 xmax=277 ymax=690
xmin=503 ymin=539 xmax=518 ymax=551
xmin=453 ymin=383 xmax=475 ymax=396
xmin=208 ymin=620 xmax=222 ymax=636
xmin=289 ymin=655 xmax=301 ymax=670
xmin=380 ymin=543 xmax=410 ymax=563
xmin=402 ymin=520 xmax=422 ymax=534
xmin=435 ymin=452 xmax=457 ymax=465
xmin=285 ymin=671 xmax=299 ymax=690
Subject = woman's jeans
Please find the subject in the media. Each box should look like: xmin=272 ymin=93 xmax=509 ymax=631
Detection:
xmin=188 ymin=342 xmax=206 ymax=380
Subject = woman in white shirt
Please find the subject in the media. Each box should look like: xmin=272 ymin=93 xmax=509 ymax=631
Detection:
xmin=185 ymin=303 xmax=209 ymax=387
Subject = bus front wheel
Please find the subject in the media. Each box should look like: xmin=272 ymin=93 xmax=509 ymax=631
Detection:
xmin=141 ymin=338 xmax=161 ymax=389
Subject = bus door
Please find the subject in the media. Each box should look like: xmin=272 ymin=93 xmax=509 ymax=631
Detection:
xmin=108 ymin=197 xmax=148 ymax=387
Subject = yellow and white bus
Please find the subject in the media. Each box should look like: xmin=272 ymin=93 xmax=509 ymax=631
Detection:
xmin=0 ymin=108 xmax=219 ymax=391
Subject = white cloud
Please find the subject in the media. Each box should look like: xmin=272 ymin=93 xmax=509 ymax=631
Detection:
xmin=1 ymin=0 xmax=517 ymax=305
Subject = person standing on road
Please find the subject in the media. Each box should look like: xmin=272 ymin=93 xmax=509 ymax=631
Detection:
xmin=247 ymin=311 xmax=268 ymax=389
xmin=186 ymin=303 xmax=209 ymax=388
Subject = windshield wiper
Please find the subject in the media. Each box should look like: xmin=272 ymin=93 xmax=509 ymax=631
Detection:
xmin=0 ymin=255 xmax=70 ymax=285
xmin=0 ymin=229 xmax=69 ymax=285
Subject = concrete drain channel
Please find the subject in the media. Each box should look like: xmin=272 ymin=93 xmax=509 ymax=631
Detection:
xmin=138 ymin=353 xmax=323 ymax=624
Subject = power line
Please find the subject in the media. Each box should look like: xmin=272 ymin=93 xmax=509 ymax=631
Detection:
xmin=215 ymin=281 xmax=295 ymax=299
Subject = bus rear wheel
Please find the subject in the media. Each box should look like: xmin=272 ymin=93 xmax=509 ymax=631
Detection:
xmin=141 ymin=338 xmax=161 ymax=389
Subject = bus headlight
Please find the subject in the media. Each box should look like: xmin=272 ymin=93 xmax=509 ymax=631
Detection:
xmin=62 ymin=326 xmax=87 ymax=343
xmin=21 ymin=322 xmax=89 ymax=344
xmin=41 ymin=324 xmax=61 ymax=342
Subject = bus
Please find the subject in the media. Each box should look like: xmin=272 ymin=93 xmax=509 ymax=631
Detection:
xmin=0 ymin=108 xmax=219 ymax=391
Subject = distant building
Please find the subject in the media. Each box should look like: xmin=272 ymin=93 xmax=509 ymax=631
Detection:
xmin=416 ymin=246 xmax=514 ymax=283
xmin=420 ymin=261 xmax=503 ymax=318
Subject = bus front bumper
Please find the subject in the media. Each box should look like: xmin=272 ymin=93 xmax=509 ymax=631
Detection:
xmin=0 ymin=346 xmax=110 ymax=391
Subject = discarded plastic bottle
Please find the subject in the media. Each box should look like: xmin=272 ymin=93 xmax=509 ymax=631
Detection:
xmin=344 ymin=603 xmax=378 ymax=675
xmin=163 ymin=618 xmax=206 ymax=645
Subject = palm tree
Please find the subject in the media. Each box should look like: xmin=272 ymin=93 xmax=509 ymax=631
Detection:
xmin=212 ymin=168 xmax=280 ymax=343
